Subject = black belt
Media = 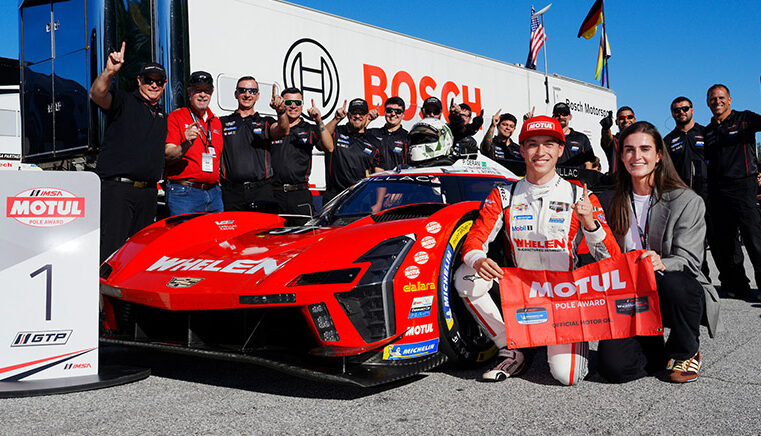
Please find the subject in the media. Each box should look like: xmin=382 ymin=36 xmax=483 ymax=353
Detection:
xmin=222 ymin=179 xmax=272 ymax=190
xmin=273 ymin=182 xmax=310 ymax=192
xmin=171 ymin=180 xmax=219 ymax=190
xmin=104 ymin=176 xmax=154 ymax=189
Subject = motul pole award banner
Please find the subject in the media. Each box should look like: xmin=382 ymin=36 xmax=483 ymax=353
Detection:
xmin=0 ymin=171 xmax=99 ymax=381
xmin=500 ymin=251 xmax=662 ymax=349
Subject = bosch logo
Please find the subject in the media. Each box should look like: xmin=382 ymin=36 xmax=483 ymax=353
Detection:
xmin=6 ymin=187 xmax=84 ymax=227
xmin=283 ymin=38 xmax=340 ymax=118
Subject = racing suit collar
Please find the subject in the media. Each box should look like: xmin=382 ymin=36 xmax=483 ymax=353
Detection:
xmin=524 ymin=173 xmax=561 ymax=201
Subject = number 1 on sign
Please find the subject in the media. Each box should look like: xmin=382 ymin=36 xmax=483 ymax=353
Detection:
xmin=30 ymin=264 xmax=52 ymax=321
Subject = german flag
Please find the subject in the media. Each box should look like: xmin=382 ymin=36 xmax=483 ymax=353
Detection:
xmin=577 ymin=0 xmax=604 ymax=39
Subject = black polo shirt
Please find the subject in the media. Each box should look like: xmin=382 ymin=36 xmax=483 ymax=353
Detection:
xmin=558 ymin=128 xmax=594 ymax=168
xmin=705 ymin=110 xmax=761 ymax=182
xmin=220 ymin=112 xmax=276 ymax=182
xmin=368 ymin=126 xmax=409 ymax=170
xmin=326 ymin=125 xmax=380 ymax=192
xmin=488 ymin=136 xmax=522 ymax=162
xmin=95 ymin=89 xmax=166 ymax=182
xmin=272 ymin=119 xmax=321 ymax=185
xmin=664 ymin=123 xmax=707 ymax=194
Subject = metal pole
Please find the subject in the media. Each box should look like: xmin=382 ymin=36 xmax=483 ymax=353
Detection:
xmin=601 ymin=0 xmax=609 ymax=88
xmin=542 ymin=15 xmax=549 ymax=103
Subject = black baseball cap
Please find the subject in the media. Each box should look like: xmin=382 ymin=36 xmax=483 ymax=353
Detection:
xmin=189 ymin=71 xmax=213 ymax=87
xmin=552 ymin=102 xmax=571 ymax=116
xmin=422 ymin=97 xmax=442 ymax=115
xmin=139 ymin=62 xmax=166 ymax=79
xmin=349 ymin=98 xmax=369 ymax=114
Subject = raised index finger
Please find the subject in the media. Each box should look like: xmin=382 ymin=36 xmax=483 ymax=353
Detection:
xmin=311 ymin=98 xmax=316 ymax=108
xmin=119 ymin=41 xmax=126 ymax=57
xmin=583 ymin=183 xmax=589 ymax=201
xmin=272 ymin=85 xmax=277 ymax=98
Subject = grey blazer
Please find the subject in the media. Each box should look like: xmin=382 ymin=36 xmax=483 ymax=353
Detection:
xmin=599 ymin=188 xmax=720 ymax=338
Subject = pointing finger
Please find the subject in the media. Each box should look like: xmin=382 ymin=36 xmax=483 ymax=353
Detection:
xmin=583 ymin=183 xmax=589 ymax=201
xmin=272 ymin=85 xmax=277 ymax=98
xmin=496 ymin=108 xmax=502 ymax=116
xmin=531 ymin=106 xmax=535 ymax=116
xmin=119 ymin=41 xmax=126 ymax=57
xmin=311 ymin=98 xmax=316 ymax=108
xmin=342 ymin=99 xmax=347 ymax=110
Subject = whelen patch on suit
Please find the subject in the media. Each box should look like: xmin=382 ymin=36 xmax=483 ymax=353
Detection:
xmin=166 ymin=277 xmax=204 ymax=288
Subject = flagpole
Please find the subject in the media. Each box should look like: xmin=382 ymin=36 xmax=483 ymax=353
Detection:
xmin=601 ymin=0 xmax=609 ymax=88
xmin=541 ymin=14 xmax=549 ymax=103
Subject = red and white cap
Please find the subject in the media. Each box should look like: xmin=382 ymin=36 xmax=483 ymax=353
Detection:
xmin=518 ymin=115 xmax=566 ymax=144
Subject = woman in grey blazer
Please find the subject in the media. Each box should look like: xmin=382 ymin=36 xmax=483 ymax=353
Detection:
xmin=597 ymin=121 xmax=719 ymax=384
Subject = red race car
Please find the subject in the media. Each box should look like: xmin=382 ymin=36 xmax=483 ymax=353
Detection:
xmin=100 ymin=158 xmax=519 ymax=386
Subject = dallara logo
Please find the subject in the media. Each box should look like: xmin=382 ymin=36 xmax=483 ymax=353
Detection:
xmin=166 ymin=277 xmax=204 ymax=288
xmin=283 ymin=38 xmax=340 ymax=119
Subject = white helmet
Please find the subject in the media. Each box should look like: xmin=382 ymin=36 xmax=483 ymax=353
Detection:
xmin=409 ymin=117 xmax=454 ymax=163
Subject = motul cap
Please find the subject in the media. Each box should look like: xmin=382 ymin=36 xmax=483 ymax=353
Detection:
xmin=518 ymin=115 xmax=565 ymax=144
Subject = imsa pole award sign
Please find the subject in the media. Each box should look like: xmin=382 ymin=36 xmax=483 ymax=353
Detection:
xmin=0 ymin=171 xmax=101 ymax=394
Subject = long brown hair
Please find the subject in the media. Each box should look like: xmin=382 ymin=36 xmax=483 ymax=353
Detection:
xmin=608 ymin=121 xmax=688 ymax=236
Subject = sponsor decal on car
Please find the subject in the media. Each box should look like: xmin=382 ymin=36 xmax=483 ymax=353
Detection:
xmin=404 ymin=265 xmax=420 ymax=279
xmin=215 ymin=220 xmax=237 ymax=231
xmin=425 ymin=221 xmax=441 ymax=234
xmin=516 ymin=307 xmax=548 ymax=325
xmin=414 ymin=251 xmax=429 ymax=264
xmin=6 ymin=187 xmax=85 ymax=227
xmin=439 ymin=220 xmax=473 ymax=330
xmin=147 ymin=256 xmax=280 ymax=275
xmin=166 ymin=277 xmax=204 ymax=288
xmin=11 ymin=330 xmax=72 ymax=347
xmin=404 ymin=323 xmax=434 ymax=337
xmin=403 ymin=281 xmax=435 ymax=292
xmin=408 ymin=295 xmax=434 ymax=319
xmin=421 ymin=236 xmax=436 ymax=249
xmin=64 ymin=362 xmax=92 ymax=370
xmin=382 ymin=338 xmax=439 ymax=360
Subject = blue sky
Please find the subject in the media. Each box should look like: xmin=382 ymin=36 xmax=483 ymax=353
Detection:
xmin=2 ymin=0 xmax=760 ymax=134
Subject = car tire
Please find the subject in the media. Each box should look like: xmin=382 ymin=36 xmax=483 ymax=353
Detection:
xmin=436 ymin=215 xmax=497 ymax=366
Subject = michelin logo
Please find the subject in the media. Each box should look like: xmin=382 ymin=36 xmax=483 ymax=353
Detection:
xmin=383 ymin=338 xmax=439 ymax=360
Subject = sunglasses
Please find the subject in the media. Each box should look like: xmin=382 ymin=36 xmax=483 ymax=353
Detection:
xmin=142 ymin=77 xmax=165 ymax=86
xmin=349 ymin=110 xmax=368 ymax=116
xmin=236 ymin=87 xmax=259 ymax=95
xmin=385 ymin=107 xmax=404 ymax=115
xmin=284 ymin=99 xmax=303 ymax=107
xmin=617 ymin=115 xmax=635 ymax=121
xmin=672 ymin=106 xmax=691 ymax=113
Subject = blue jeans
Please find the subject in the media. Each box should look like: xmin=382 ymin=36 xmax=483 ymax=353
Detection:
xmin=166 ymin=183 xmax=223 ymax=216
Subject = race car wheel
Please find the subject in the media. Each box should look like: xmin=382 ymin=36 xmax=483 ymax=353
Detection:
xmin=436 ymin=216 xmax=497 ymax=366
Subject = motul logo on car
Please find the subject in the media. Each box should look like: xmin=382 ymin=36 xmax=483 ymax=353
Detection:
xmin=405 ymin=323 xmax=434 ymax=336
xmin=514 ymin=239 xmax=566 ymax=249
xmin=414 ymin=251 xmax=429 ymax=264
xmin=147 ymin=256 xmax=280 ymax=275
xmin=7 ymin=188 xmax=84 ymax=227
xmin=526 ymin=120 xmax=555 ymax=131
xmin=420 ymin=236 xmax=436 ymax=249
xmin=529 ymin=270 xmax=627 ymax=298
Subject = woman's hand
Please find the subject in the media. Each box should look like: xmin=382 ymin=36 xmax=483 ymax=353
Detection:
xmin=639 ymin=250 xmax=666 ymax=271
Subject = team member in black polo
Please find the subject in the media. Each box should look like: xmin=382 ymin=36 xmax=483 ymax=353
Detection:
xmin=600 ymin=106 xmax=636 ymax=174
xmin=704 ymin=84 xmax=761 ymax=301
xmin=89 ymin=42 xmax=167 ymax=263
xmin=272 ymin=87 xmax=334 ymax=215
xmin=664 ymin=97 xmax=707 ymax=195
xmin=553 ymin=102 xmax=595 ymax=168
xmin=324 ymin=98 xmax=383 ymax=202
xmin=219 ymin=76 xmax=289 ymax=211
xmin=480 ymin=110 xmax=521 ymax=163
xmin=368 ymin=96 xmax=409 ymax=170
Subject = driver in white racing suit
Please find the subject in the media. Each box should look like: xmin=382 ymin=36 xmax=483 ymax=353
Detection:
xmin=455 ymin=115 xmax=620 ymax=385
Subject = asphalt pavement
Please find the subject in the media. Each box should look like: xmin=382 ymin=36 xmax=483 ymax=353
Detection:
xmin=3 ymin=250 xmax=761 ymax=435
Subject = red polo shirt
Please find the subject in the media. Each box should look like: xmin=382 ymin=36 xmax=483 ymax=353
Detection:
xmin=165 ymin=107 xmax=224 ymax=183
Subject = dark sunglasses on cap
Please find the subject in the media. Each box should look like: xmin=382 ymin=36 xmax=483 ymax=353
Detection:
xmin=671 ymin=106 xmax=692 ymax=113
xmin=142 ymin=76 xmax=165 ymax=86
xmin=617 ymin=114 xmax=635 ymax=121
xmin=236 ymin=87 xmax=258 ymax=95
xmin=385 ymin=107 xmax=404 ymax=115
xmin=284 ymin=99 xmax=303 ymax=107
xmin=349 ymin=109 xmax=368 ymax=116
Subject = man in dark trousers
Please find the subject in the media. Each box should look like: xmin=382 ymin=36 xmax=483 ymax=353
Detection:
xmin=218 ymin=76 xmax=289 ymax=212
xmin=271 ymin=87 xmax=333 ymax=215
xmin=89 ymin=42 xmax=167 ymax=262
xmin=324 ymin=98 xmax=383 ymax=202
xmin=368 ymin=96 xmax=409 ymax=170
xmin=704 ymin=84 xmax=761 ymax=301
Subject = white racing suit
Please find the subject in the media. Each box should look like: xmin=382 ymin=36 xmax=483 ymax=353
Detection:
xmin=457 ymin=174 xmax=619 ymax=385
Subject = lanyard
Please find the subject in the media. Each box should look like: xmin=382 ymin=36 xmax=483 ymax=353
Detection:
xmin=630 ymin=193 xmax=655 ymax=250
xmin=188 ymin=108 xmax=213 ymax=151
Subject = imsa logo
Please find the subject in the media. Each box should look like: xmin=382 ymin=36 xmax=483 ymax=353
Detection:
xmin=11 ymin=330 xmax=72 ymax=347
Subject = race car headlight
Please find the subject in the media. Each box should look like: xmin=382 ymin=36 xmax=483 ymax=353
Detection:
xmin=100 ymin=263 xmax=113 ymax=280
xmin=288 ymin=268 xmax=361 ymax=286
xmin=308 ymin=302 xmax=339 ymax=342
xmin=334 ymin=235 xmax=415 ymax=343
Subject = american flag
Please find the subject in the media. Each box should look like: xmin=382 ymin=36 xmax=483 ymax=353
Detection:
xmin=525 ymin=6 xmax=547 ymax=70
